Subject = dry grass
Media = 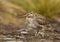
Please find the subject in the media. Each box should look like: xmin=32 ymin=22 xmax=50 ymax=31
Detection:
xmin=9 ymin=0 xmax=60 ymax=18
xmin=0 ymin=0 xmax=60 ymax=25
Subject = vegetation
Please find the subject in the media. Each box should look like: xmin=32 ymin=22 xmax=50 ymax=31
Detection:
xmin=9 ymin=0 xmax=60 ymax=18
xmin=0 ymin=0 xmax=60 ymax=25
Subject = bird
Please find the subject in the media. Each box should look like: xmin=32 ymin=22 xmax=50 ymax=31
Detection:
xmin=24 ymin=11 xmax=55 ymax=38
xmin=16 ymin=11 xmax=55 ymax=39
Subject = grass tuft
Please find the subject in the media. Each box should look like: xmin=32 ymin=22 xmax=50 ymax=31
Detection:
xmin=7 ymin=0 xmax=60 ymax=18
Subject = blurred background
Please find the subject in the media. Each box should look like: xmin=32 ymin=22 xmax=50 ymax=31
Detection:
xmin=0 ymin=0 xmax=60 ymax=25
